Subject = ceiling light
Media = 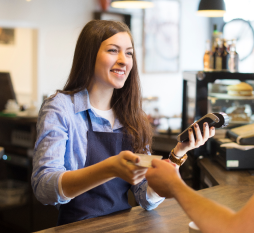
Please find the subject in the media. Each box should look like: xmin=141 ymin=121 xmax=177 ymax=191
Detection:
xmin=111 ymin=0 xmax=154 ymax=9
xmin=197 ymin=0 xmax=226 ymax=17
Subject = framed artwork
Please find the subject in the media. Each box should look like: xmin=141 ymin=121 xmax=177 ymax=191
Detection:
xmin=143 ymin=1 xmax=180 ymax=73
xmin=0 ymin=28 xmax=15 ymax=45
xmin=94 ymin=11 xmax=131 ymax=30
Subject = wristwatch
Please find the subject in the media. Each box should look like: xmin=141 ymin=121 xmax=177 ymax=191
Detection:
xmin=169 ymin=149 xmax=188 ymax=166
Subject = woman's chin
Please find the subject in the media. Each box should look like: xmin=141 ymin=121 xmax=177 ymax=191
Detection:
xmin=113 ymin=82 xmax=125 ymax=89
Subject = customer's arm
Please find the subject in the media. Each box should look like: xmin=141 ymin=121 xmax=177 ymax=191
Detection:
xmin=146 ymin=159 xmax=254 ymax=233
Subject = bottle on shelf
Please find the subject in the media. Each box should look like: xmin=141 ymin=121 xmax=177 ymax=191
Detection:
xmin=215 ymin=38 xmax=223 ymax=70
xmin=211 ymin=39 xmax=217 ymax=70
xmin=211 ymin=24 xmax=222 ymax=53
xmin=203 ymin=40 xmax=212 ymax=71
xmin=228 ymin=39 xmax=239 ymax=72
xmin=222 ymin=39 xmax=230 ymax=70
xmin=210 ymin=25 xmax=223 ymax=70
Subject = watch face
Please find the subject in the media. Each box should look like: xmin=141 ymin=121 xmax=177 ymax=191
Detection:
xmin=222 ymin=18 xmax=254 ymax=61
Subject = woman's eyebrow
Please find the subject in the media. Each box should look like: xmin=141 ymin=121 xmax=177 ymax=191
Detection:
xmin=107 ymin=44 xmax=133 ymax=50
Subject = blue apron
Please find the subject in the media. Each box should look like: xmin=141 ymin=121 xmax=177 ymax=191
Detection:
xmin=57 ymin=110 xmax=132 ymax=225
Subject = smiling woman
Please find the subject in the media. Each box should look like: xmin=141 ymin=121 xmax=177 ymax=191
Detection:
xmin=31 ymin=19 xmax=213 ymax=227
xmin=31 ymin=20 xmax=165 ymax=226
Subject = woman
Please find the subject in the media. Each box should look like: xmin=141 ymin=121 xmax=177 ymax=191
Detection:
xmin=31 ymin=20 xmax=213 ymax=226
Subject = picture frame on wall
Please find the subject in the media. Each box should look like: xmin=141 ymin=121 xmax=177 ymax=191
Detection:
xmin=143 ymin=0 xmax=180 ymax=73
xmin=0 ymin=28 xmax=15 ymax=45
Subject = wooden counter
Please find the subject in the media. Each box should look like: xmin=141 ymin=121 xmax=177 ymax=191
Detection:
xmin=35 ymin=159 xmax=254 ymax=233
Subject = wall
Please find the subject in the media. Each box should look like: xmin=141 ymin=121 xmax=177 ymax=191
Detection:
xmin=0 ymin=0 xmax=96 ymax=107
xmin=143 ymin=0 xmax=209 ymax=119
xmin=128 ymin=0 xmax=209 ymax=129
xmin=0 ymin=28 xmax=37 ymax=105
xmin=0 ymin=0 xmax=209 ymax=129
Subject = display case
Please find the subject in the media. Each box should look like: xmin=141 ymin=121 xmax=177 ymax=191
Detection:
xmin=182 ymin=71 xmax=254 ymax=154
xmin=182 ymin=71 xmax=254 ymax=128
xmin=181 ymin=71 xmax=254 ymax=188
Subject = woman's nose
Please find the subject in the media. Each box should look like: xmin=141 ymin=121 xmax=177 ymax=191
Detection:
xmin=117 ymin=52 xmax=127 ymax=66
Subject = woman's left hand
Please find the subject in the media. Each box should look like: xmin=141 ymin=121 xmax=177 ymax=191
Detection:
xmin=174 ymin=122 xmax=215 ymax=158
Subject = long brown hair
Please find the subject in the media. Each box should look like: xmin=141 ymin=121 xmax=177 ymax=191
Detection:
xmin=59 ymin=20 xmax=152 ymax=154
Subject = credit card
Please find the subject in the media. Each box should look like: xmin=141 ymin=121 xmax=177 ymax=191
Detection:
xmin=132 ymin=154 xmax=163 ymax=167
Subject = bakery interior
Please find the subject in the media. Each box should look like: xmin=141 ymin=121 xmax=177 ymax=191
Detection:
xmin=1 ymin=0 xmax=254 ymax=232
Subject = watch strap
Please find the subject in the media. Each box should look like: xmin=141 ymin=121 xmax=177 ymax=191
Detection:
xmin=169 ymin=149 xmax=188 ymax=166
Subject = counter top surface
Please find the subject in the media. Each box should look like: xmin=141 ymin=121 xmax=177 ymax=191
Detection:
xmin=36 ymin=159 xmax=254 ymax=233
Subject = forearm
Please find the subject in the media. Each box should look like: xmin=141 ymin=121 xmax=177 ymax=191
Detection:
xmin=62 ymin=158 xmax=115 ymax=198
xmin=171 ymin=181 xmax=237 ymax=233
xmin=173 ymin=143 xmax=187 ymax=157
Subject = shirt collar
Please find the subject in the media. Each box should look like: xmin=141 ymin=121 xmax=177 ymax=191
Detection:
xmin=74 ymin=89 xmax=91 ymax=114
xmin=73 ymin=89 xmax=123 ymax=130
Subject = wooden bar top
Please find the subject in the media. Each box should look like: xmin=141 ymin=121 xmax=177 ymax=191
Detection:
xmin=35 ymin=159 xmax=254 ymax=233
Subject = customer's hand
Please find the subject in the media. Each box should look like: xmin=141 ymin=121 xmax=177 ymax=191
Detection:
xmin=146 ymin=159 xmax=183 ymax=198
xmin=109 ymin=151 xmax=147 ymax=185
xmin=174 ymin=122 xmax=215 ymax=158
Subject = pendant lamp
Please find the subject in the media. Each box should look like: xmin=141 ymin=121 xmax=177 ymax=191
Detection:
xmin=197 ymin=0 xmax=226 ymax=17
xmin=111 ymin=0 xmax=154 ymax=9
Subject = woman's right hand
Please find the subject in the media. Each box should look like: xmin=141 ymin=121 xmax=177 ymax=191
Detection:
xmin=108 ymin=151 xmax=148 ymax=185
xmin=173 ymin=122 xmax=215 ymax=158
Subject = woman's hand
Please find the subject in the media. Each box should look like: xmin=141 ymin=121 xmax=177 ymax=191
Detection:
xmin=108 ymin=151 xmax=148 ymax=185
xmin=174 ymin=122 xmax=215 ymax=158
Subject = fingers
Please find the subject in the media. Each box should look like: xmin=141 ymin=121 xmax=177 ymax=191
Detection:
xmin=202 ymin=122 xmax=209 ymax=141
xmin=133 ymin=167 xmax=148 ymax=175
xmin=188 ymin=127 xmax=195 ymax=144
xmin=132 ymin=176 xmax=145 ymax=185
xmin=128 ymin=168 xmax=147 ymax=185
xmin=151 ymin=158 xmax=164 ymax=168
xmin=193 ymin=123 xmax=203 ymax=145
xmin=209 ymin=126 xmax=215 ymax=137
xmin=189 ymin=122 xmax=210 ymax=148
xmin=117 ymin=151 xmax=149 ymax=185
xmin=179 ymin=121 xmax=216 ymax=154
xmin=121 ymin=151 xmax=140 ymax=164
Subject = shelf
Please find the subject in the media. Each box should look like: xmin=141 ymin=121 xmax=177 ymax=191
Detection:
xmin=0 ymin=115 xmax=37 ymax=124
xmin=209 ymin=93 xmax=254 ymax=100
xmin=229 ymin=121 xmax=254 ymax=125
xmin=0 ymin=200 xmax=28 ymax=210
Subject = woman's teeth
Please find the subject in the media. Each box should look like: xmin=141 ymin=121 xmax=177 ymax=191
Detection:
xmin=112 ymin=70 xmax=124 ymax=75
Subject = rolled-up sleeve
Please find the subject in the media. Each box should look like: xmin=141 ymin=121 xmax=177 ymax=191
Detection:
xmin=131 ymin=148 xmax=164 ymax=210
xmin=31 ymin=95 xmax=70 ymax=205
xmin=131 ymin=179 xmax=165 ymax=211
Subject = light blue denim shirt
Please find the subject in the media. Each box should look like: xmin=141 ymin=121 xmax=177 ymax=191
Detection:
xmin=31 ymin=89 xmax=164 ymax=210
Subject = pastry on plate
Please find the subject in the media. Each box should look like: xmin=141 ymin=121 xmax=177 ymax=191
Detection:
xmin=227 ymin=82 xmax=253 ymax=96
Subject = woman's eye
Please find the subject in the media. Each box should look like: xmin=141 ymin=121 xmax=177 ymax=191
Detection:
xmin=108 ymin=49 xmax=117 ymax=53
xmin=127 ymin=52 xmax=133 ymax=56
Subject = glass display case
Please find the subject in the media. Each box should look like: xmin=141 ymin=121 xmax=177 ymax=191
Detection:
xmin=181 ymin=71 xmax=254 ymax=188
xmin=182 ymin=71 xmax=254 ymax=156
xmin=208 ymin=80 xmax=254 ymax=125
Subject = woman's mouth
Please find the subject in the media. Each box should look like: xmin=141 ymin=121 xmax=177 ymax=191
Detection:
xmin=110 ymin=69 xmax=125 ymax=75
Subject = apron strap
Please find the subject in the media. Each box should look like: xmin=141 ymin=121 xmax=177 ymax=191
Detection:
xmin=86 ymin=110 xmax=93 ymax=132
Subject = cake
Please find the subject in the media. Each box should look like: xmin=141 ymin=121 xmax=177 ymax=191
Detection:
xmin=227 ymin=82 xmax=253 ymax=96
xmin=226 ymin=105 xmax=251 ymax=122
